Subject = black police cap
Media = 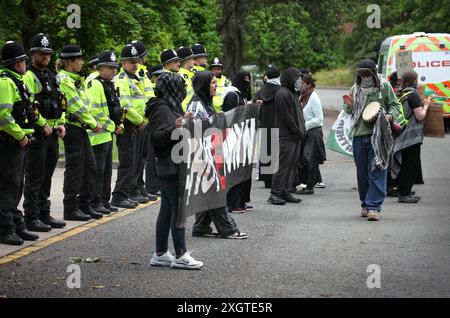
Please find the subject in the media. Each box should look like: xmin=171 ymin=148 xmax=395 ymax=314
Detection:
xmin=121 ymin=44 xmax=140 ymax=61
xmin=191 ymin=43 xmax=207 ymax=57
xmin=131 ymin=40 xmax=148 ymax=58
xmin=97 ymin=50 xmax=118 ymax=68
xmin=209 ymin=57 xmax=223 ymax=69
xmin=148 ymin=64 xmax=164 ymax=77
xmin=60 ymin=44 xmax=83 ymax=59
xmin=177 ymin=46 xmax=194 ymax=61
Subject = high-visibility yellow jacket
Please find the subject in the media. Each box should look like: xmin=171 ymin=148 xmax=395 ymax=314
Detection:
xmin=213 ymin=75 xmax=231 ymax=113
xmin=113 ymin=69 xmax=146 ymax=126
xmin=86 ymin=78 xmax=116 ymax=146
xmin=192 ymin=65 xmax=206 ymax=74
xmin=179 ymin=67 xmax=194 ymax=111
xmin=84 ymin=71 xmax=99 ymax=89
xmin=137 ymin=64 xmax=154 ymax=101
xmin=57 ymin=69 xmax=98 ymax=130
xmin=0 ymin=67 xmax=37 ymax=140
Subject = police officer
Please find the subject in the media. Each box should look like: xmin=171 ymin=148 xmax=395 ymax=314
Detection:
xmin=148 ymin=64 xmax=164 ymax=83
xmin=84 ymin=54 xmax=99 ymax=88
xmin=86 ymin=50 xmax=122 ymax=214
xmin=56 ymin=44 xmax=103 ymax=221
xmin=161 ymin=49 xmax=181 ymax=73
xmin=22 ymin=34 xmax=66 ymax=231
xmin=0 ymin=41 xmax=40 ymax=245
xmin=131 ymin=40 xmax=158 ymax=202
xmin=111 ymin=44 xmax=149 ymax=208
xmin=191 ymin=43 xmax=208 ymax=73
xmin=209 ymin=57 xmax=230 ymax=113
xmin=177 ymin=46 xmax=195 ymax=111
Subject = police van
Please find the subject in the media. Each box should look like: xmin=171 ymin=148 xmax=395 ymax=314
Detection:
xmin=377 ymin=32 xmax=450 ymax=117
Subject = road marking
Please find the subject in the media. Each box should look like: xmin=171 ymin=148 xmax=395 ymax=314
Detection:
xmin=0 ymin=199 xmax=160 ymax=266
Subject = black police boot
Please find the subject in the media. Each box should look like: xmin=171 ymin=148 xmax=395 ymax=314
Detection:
xmin=104 ymin=202 xmax=119 ymax=212
xmin=282 ymin=194 xmax=302 ymax=203
xmin=129 ymin=193 xmax=150 ymax=204
xmin=111 ymin=198 xmax=138 ymax=209
xmin=25 ymin=219 xmax=52 ymax=232
xmin=0 ymin=233 xmax=24 ymax=245
xmin=267 ymin=194 xmax=286 ymax=205
xmin=92 ymin=203 xmax=111 ymax=215
xmin=40 ymin=215 xmax=66 ymax=229
xmin=16 ymin=229 xmax=39 ymax=241
xmin=64 ymin=210 xmax=92 ymax=221
xmin=80 ymin=206 xmax=103 ymax=220
xmin=141 ymin=190 xmax=158 ymax=202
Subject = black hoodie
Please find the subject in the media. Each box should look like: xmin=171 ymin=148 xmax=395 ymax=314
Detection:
xmin=275 ymin=67 xmax=305 ymax=141
xmin=222 ymin=70 xmax=251 ymax=112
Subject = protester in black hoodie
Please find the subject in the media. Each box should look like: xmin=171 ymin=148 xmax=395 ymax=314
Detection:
xmin=187 ymin=71 xmax=248 ymax=239
xmin=268 ymin=67 xmax=305 ymax=205
xmin=255 ymin=66 xmax=281 ymax=188
xmin=222 ymin=70 xmax=254 ymax=213
xmin=146 ymin=72 xmax=203 ymax=269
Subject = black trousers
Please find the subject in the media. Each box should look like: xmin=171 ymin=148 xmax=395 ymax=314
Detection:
xmin=63 ymin=124 xmax=97 ymax=213
xmin=192 ymin=207 xmax=238 ymax=237
xmin=227 ymin=179 xmax=252 ymax=210
xmin=131 ymin=128 xmax=147 ymax=196
xmin=23 ymin=134 xmax=59 ymax=220
xmin=92 ymin=140 xmax=113 ymax=206
xmin=144 ymin=129 xmax=160 ymax=194
xmin=0 ymin=138 xmax=26 ymax=235
xmin=397 ymin=143 xmax=421 ymax=196
xmin=113 ymin=125 xmax=138 ymax=201
xmin=271 ymin=139 xmax=301 ymax=197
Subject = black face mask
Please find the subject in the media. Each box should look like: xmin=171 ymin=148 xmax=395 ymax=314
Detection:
xmin=411 ymin=83 xmax=418 ymax=89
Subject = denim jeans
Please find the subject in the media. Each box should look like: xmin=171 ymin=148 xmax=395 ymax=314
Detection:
xmin=156 ymin=177 xmax=186 ymax=257
xmin=353 ymin=135 xmax=387 ymax=212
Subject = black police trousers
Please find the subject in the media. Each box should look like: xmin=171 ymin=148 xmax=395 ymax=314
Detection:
xmin=131 ymin=127 xmax=147 ymax=196
xmin=112 ymin=124 xmax=138 ymax=201
xmin=144 ymin=127 xmax=160 ymax=195
xmin=91 ymin=140 xmax=113 ymax=207
xmin=63 ymin=124 xmax=96 ymax=213
xmin=23 ymin=133 xmax=59 ymax=220
xmin=0 ymin=138 xmax=27 ymax=235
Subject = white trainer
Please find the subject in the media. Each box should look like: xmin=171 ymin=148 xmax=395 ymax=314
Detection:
xmin=171 ymin=251 xmax=204 ymax=270
xmin=315 ymin=182 xmax=326 ymax=188
xmin=150 ymin=251 xmax=174 ymax=267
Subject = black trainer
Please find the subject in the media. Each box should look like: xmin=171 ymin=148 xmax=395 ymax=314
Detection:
xmin=25 ymin=219 xmax=52 ymax=232
xmin=40 ymin=216 xmax=66 ymax=229
xmin=0 ymin=233 xmax=24 ymax=245
xmin=16 ymin=229 xmax=39 ymax=241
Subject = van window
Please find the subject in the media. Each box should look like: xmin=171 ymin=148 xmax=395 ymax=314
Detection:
xmin=378 ymin=52 xmax=388 ymax=76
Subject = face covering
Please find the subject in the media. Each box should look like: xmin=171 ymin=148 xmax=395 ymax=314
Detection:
xmin=294 ymin=77 xmax=302 ymax=93
xmin=360 ymin=76 xmax=375 ymax=88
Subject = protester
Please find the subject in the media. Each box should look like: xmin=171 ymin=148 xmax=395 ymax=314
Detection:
xmin=268 ymin=67 xmax=305 ymax=205
xmin=255 ymin=66 xmax=281 ymax=189
xmin=223 ymin=70 xmax=254 ymax=212
xmin=343 ymin=59 xmax=400 ymax=221
xmin=187 ymin=71 xmax=248 ymax=239
xmin=391 ymin=70 xmax=430 ymax=203
xmin=296 ymin=74 xmax=326 ymax=195
xmin=146 ymin=72 xmax=203 ymax=269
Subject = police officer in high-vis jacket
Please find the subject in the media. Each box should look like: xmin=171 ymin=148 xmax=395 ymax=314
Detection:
xmin=22 ymin=34 xmax=67 ymax=232
xmin=0 ymin=41 xmax=41 ymax=245
xmin=177 ymin=46 xmax=195 ymax=111
xmin=191 ymin=43 xmax=208 ymax=73
xmin=209 ymin=57 xmax=231 ymax=113
xmin=56 ymin=44 xmax=103 ymax=221
xmin=111 ymin=44 xmax=150 ymax=208
xmin=86 ymin=50 xmax=123 ymax=214
xmin=130 ymin=40 xmax=158 ymax=202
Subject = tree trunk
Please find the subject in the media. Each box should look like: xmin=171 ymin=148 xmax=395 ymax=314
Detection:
xmin=21 ymin=0 xmax=38 ymax=50
xmin=219 ymin=0 xmax=247 ymax=78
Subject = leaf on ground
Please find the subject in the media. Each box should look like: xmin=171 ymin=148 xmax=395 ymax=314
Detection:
xmin=85 ymin=258 xmax=101 ymax=263
xmin=91 ymin=285 xmax=106 ymax=289
xmin=70 ymin=257 xmax=83 ymax=263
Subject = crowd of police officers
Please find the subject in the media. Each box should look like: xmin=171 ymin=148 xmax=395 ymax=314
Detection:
xmin=0 ymin=34 xmax=230 ymax=246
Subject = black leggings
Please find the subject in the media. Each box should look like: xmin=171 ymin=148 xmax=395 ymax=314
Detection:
xmin=397 ymin=144 xmax=421 ymax=196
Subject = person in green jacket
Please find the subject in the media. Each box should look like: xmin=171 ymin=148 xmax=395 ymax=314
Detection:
xmin=86 ymin=50 xmax=123 ymax=215
xmin=343 ymin=59 xmax=400 ymax=221
xmin=56 ymin=44 xmax=103 ymax=221
xmin=0 ymin=40 xmax=41 ymax=245
xmin=22 ymin=33 xmax=67 ymax=232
